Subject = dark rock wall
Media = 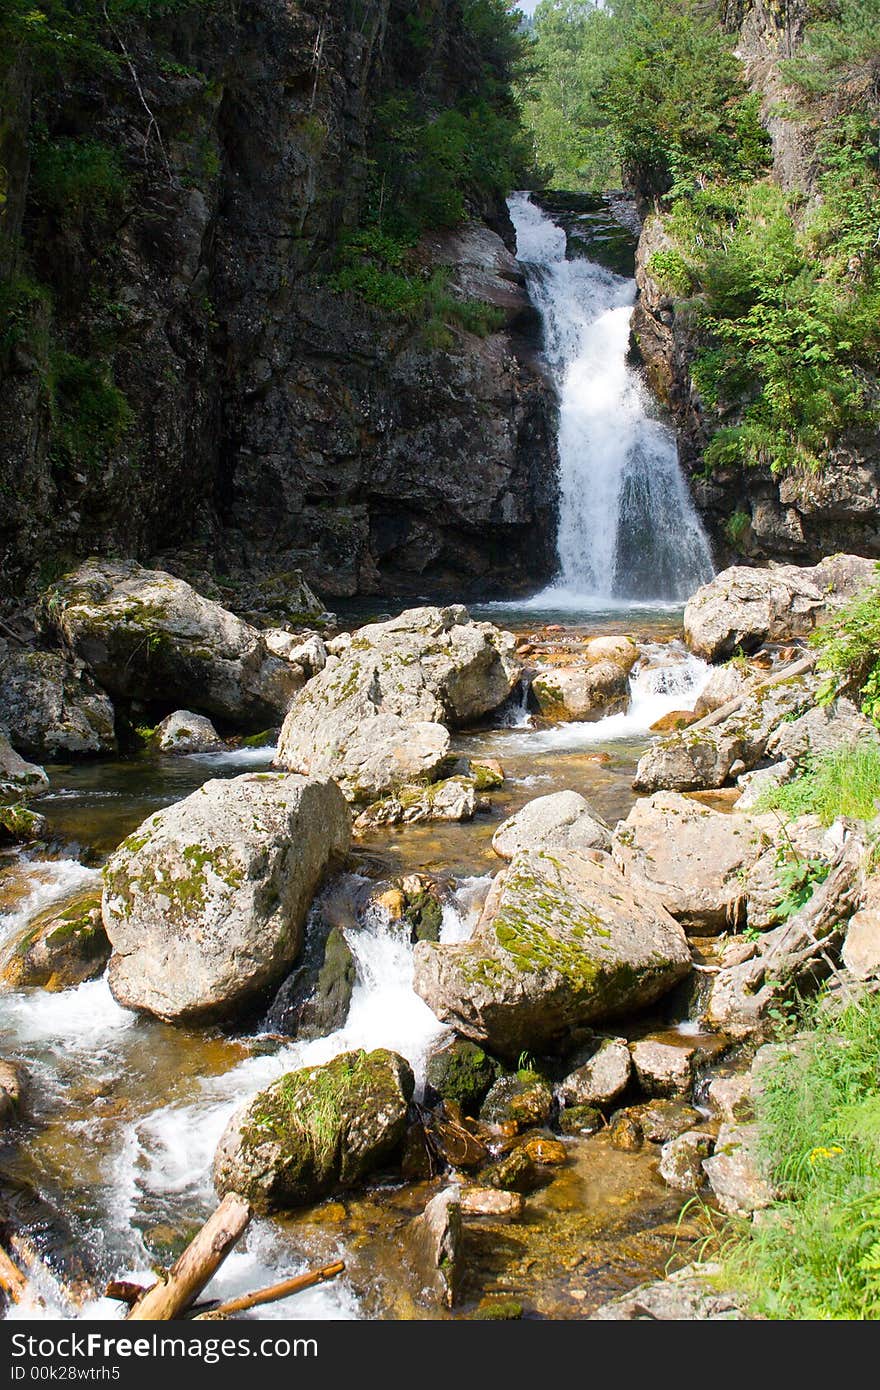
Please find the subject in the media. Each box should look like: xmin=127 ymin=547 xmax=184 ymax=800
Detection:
xmin=0 ymin=0 xmax=559 ymax=600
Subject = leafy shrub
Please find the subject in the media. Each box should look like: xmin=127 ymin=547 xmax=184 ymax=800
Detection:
xmin=810 ymin=576 xmax=880 ymax=722
xmin=31 ymin=138 xmax=128 ymax=222
xmin=648 ymin=248 xmax=693 ymax=297
xmin=49 ymin=351 xmax=132 ymax=468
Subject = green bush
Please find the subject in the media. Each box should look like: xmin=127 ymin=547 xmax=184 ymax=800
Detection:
xmin=722 ymin=993 xmax=880 ymax=1319
xmin=31 ymin=138 xmax=128 ymax=222
xmin=810 ymin=577 xmax=880 ymax=722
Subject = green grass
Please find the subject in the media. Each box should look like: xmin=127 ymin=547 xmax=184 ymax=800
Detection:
xmin=755 ymin=743 xmax=880 ymax=826
xmin=720 ymin=993 xmax=880 ymax=1319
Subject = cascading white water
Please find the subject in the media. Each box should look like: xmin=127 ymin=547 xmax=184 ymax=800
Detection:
xmin=508 ymin=191 xmax=714 ymax=604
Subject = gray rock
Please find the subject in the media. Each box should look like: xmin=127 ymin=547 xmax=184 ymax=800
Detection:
xmin=706 ymin=1073 xmax=753 ymax=1125
xmin=492 ymin=790 xmax=611 ymax=860
xmin=353 ymin=776 xmax=477 ymax=832
xmin=612 ymin=792 xmax=771 ymax=932
xmin=635 ymin=1098 xmax=701 ymax=1143
xmin=0 ymin=804 xmax=48 ymax=843
xmin=842 ymin=875 xmax=880 ymax=981
xmin=741 ymin=815 xmax=829 ymax=931
xmin=275 ymin=606 xmax=519 ymax=802
xmin=765 ymin=696 xmax=880 ymax=764
xmin=702 ymin=1122 xmax=774 ymax=1216
xmin=531 ymin=661 xmax=628 ymax=721
xmin=213 ymin=1048 xmax=414 ymax=1211
xmin=414 ymin=849 xmax=692 ymax=1059
xmin=404 ymin=1187 xmax=462 ymax=1309
xmin=0 ymin=1060 xmax=26 ymax=1129
xmin=633 ymin=669 xmax=819 ymax=792
xmin=557 ymin=1037 xmax=631 ymax=1108
xmin=693 ymin=662 xmax=750 ymax=717
xmin=480 ymin=1073 xmax=554 ymax=1128
xmin=261 ymin=901 xmax=355 ymax=1042
xmin=37 ymin=558 xmax=302 ymax=728
xmin=154 ymin=710 xmax=224 ymax=755
xmin=103 ymin=772 xmax=351 ymax=1024
xmin=630 ymin=1038 xmax=695 ymax=1097
xmin=683 ymin=556 xmax=878 ymax=661
xmin=658 ymin=1131 xmax=712 ymax=1191
xmin=734 ymin=759 xmax=795 ymax=811
xmin=590 ymin=1262 xmax=745 ymax=1319
xmin=0 ymin=648 xmax=116 ymax=758
xmin=0 ymin=732 xmax=48 ymax=800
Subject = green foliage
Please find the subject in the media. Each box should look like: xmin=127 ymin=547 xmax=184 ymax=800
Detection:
xmin=755 ymin=743 xmax=880 ymax=825
xmin=782 ymin=0 xmax=880 ymax=96
xmin=724 ymin=509 xmax=751 ymax=546
xmin=0 ymin=276 xmax=50 ymax=355
xmin=774 ymin=852 xmax=830 ymax=919
xmin=648 ymin=247 xmax=693 ymax=296
xmin=722 ymin=993 xmax=880 ymax=1319
xmin=810 ymin=577 xmax=880 ymax=721
xmin=31 ymin=137 xmax=128 ymax=222
xmin=48 ymin=351 xmax=132 ymax=469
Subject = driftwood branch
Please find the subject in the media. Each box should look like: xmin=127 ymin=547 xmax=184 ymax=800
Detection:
xmin=687 ymin=654 xmax=815 ymax=732
xmin=126 ymin=1193 xmax=252 ymax=1321
xmin=192 ymin=1261 xmax=345 ymax=1320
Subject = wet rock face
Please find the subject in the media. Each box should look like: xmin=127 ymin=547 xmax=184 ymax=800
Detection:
xmin=0 ymin=1 xmax=558 ymax=602
xmin=0 ymin=648 xmax=116 ymax=758
xmin=413 ymin=848 xmax=692 ymax=1059
xmin=102 ymin=771 xmax=351 ymax=1024
xmin=212 ymin=1048 xmax=414 ymax=1212
xmin=275 ymin=606 xmax=520 ymax=802
xmin=0 ymin=732 xmax=48 ymax=801
xmin=1 ymin=888 xmax=109 ymax=991
xmin=37 ymin=559 xmax=302 ymax=729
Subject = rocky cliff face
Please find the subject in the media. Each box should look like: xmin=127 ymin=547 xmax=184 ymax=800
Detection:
xmin=0 ymin=0 xmax=558 ymax=601
xmin=631 ymin=0 xmax=880 ymax=567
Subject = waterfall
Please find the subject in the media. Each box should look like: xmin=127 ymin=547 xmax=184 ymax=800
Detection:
xmin=509 ymin=191 xmax=714 ymax=605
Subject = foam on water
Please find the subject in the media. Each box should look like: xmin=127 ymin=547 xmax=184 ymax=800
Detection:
xmin=507 ymin=191 xmax=714 ymax=604
xmin=0 ymin=858 xmax=100 ymax=947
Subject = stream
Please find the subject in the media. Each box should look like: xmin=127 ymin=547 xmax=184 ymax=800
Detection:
xmin=0 ymin=197 xmax=720 ymax=1320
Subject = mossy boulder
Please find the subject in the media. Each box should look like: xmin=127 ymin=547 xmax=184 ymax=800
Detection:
xmin=0 ymin=732 xmax=48 ymax=801
xmin=426 ymin=1036 xmax=503 ymax=1114
xmin=0 ymin=647 xmax=116 ymax=758
xmin=37 ymin=558 xmax=303 ymax=728
xmin=414 ymin=849 xmax=692 ymax=1059
xmin=212 ymin=1048 xmax=414 ymax=1211
xmin=1 ymin=887 xmax=108 ymax=990
xmin=480 ymin=1072 xmax=553 ymax=1128
xmin=261 ymin=913 xmax=355 ymax=1041
xmin=102 ymin=772 xmax=350 ymax=1024
xmin=531 ymin=661 xmax=628 ymax=722
xmin=0 ymin=803 xmax=48 ymax=844
xmin=153 ymin=710 xmax=224 ymax=755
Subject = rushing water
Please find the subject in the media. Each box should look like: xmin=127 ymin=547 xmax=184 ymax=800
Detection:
xmin=508 ymin=191 xmax=714 ymax=605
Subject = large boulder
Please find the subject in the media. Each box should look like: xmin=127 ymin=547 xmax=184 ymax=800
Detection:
xmin=612 ymin=792 xmax=772 ymax=932
xmin=413 ymin=849 xmax=691 ymax=1058
xmin=0 ymin=648 xmax=116 ymax=758
xmin=764 ymin=697 xmax=880 ymax=765
xmin=683 ymin=556 xmax=878 ymax=661
xmin=36 ymin=558 xmax=303 ymax=728
xmin=212 ymin=1049 xmax=413 ymax=1211
xmin=531 ymin=662 xmax=628 ymax=721
xmin=492 ymin=790 xmax=611 ymax=859
xmin=275 ymin=606 xmax=520 ymax=802
xmin=0 ymin=733 xmax=48 ymax=800
xmin=153 ymin=710 xmax=224 ymax=755
xmin=102 ymin=772 xmax=350 ymax=1024
xmin=1 ymin=887 xmax=108 ymax=990
xmin=633 ymin=669 xmax=819 ymax=792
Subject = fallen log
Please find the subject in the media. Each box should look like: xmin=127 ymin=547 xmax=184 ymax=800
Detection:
xmin=126 ymin=1193 xmax=252 ymax=1321
xmin=688 ymin=654 xmax=815 ymax=732
xmin=192 ymin=1261 xmax=345 ymax=1320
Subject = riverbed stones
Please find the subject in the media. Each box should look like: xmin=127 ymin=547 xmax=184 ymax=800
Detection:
xmin=459 ymin=1187 xmax=524 ymax=1219
xmin=102 ymin=772 xmax=350 ymax=1024
xmin=492 ymin=790 xmax=611 ymax=859
xmin=480 ymin=1073 xmax=554 ymax=1128
xmin=413 ymin=849 xmax=692 ymax=1058
xmin=633 ymin=669 xmax=819 ymax=792
xmin=635 ymin=1099 xmax=702 ymax=1143
xmin=557 ymin=1037 xmax=631 ymax=1108
xmin=590 ymin=1262 xmax=744 ymax=1320
xmin=353 ymin=776 xmax=477 ymax=832
xmin=1 ymin=887 xmax=108 ymax=990
xmin=0 ymin=733 xmax=48 ymax=800
xmin=404 ymin=1187 xmax=462 ymax=1309
xmin=612 ymin=792 xmax=770 ymax=932
xmin=274 ymin=606 xmax=519 ymax=802
xmin=153 ymin=710 xmax=224 ymax=755
xmin=37 ymin=558 xmax=302 ymax=728
xmin=212 ymin=1048 xmax=414 ymax=1211
xmin=0 ymin=648 xmax=116 ymax=758
xmin=425 ymin=1037 xmax=502 ymax=1114
xmin=658 ymin=1131 xmax=712 ymax=1191
xmin=531 ymin=661 xmax=628 ymax=721
xmin=683 ymin=555 xmax=878 ymax=661
xmin=630 ymin=1038 xmax=695 ymax=1097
